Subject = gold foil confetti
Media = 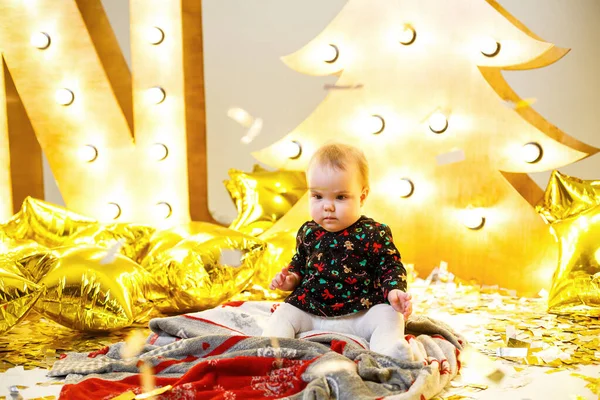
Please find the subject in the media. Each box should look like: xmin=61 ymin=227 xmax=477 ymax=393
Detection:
xmin=408 ymin=278 xmax=600 ymax=399
xmin=121 ymin=330 xmax=148 ymax=359
xmin=112 ymin=391 xmax=136 ymax=400
xmin=135 ymin=385 xmax=172 ymax=399
xmin=0 ymin=311 xmax=152 ymax=373
xmin=1 ymin=276 xmax=598 ymax=400
xmin=139 ymin=362 xmax=155 ymax=399
xmin=35 ymin=381 xmax=65 ymax=386
xmin=571 ymin=373 xmax=600 ymax=396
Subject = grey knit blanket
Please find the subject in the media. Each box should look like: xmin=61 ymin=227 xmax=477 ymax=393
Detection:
xmin=50 ymin=301 xmax=465 ymax=400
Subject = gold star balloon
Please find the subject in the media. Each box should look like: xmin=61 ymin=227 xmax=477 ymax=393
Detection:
xmin=64 ymin=223 xmax=155 ymax=263
xmin=34 ymin=246 xmax=164 ymax=331
xmin=141 ymin=222 xmax=267 ymax=313
xmin=0 ymin=197 xmax=97 ymax=248
xmin=537 ymin=170 xmax=600 ymax=223
xmin=250 ymin=228 xmax=298 ymax=300
xmin=0 ymin=232 xmax=56 ymax=283
xmin=224 ymin=165 xmax=306 ymax=236
xmin=0 ymin=266 xmax=44 ymax=334
xmin=537 ymin=171 xmax=600 ymax=317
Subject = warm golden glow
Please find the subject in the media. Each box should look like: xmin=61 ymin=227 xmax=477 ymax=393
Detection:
xmin=398 ymin=178 xmax=414 ymax=198
xmin=146 ymin=26 xmax=164 ymax=45
xmin=0 ymin=0 xmax=214 ymax=225
xmin=364 ymin=114 xmax=385 ymax=135
xmin=479 ymin=36 xmax=501 ymax=57
xmin=156 ymin=201 xmax=172 ymax=219
xmin=273 ymin=195 xmax=284 ymax=205
xmin=104 ymin=202 xmax=122 ymax=220
xmin=399 ymin=25 xmax=416 ymax=45
xmin=145 ymin=86 xmax=166 ymax=104
xmin=253 ymin=0 xmax=599 ymax=294
xmin=461 ymin=207 xmax=486 ymax=230
xmin=521 ymin=142 xmax=543 ymax=163
xmin=78 ymin=145 xmax=98 ymax=163
xmin=54 ymin=88 xmax=75 ymax=106
xmin=428 ymin=111 xmax=448 ymax=134
xmin=320 ymin=44 xmax=339 ymax=63
xmin=29 ymin=32 xmax=50 ymax=49
xmin=149 ymin=143 xmax=168 ymax=161
xmin=281 ymin=141 xmax=302 ymax=159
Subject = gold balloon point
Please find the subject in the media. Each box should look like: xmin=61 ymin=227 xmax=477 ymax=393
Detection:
xmin=537 ymin=171 xmax=600 ymax=317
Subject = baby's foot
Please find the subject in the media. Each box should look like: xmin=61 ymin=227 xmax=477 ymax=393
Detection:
xmin=373 ymin=337 xmax=414 ymax=361
xmin=407 ymin=337 xmax=427 ymax=363
xmin=393 ymin=337 xmax=414 ymax=361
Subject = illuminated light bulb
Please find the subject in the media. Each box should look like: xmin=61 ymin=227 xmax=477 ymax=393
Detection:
xmin=480 ymin=36 xmax=501 ymax=57
xmin=520 ymin=142 xmax=543 ymax=164
xmin=282 ymin=140 xmax=302 ymax=160
xmin=146 ymin=87 xmax=166 ymax=104
xmin=150 ymin=143 xmax=168 ymax=161
xmin=105 ymin=202 xmax=122 ymax=220
xmin=461 ymin=207 xmax=485 ymax=230
xmin=156 ymin=202 xmax=172 ymax=219
xmin=428 ymin=112 xmax=448 ymax=133
xmin=146 ymin=26 xmax=165 ymax=45
xmin=399 ymin=25 xmax=416 ymax=45
xmin=365 ymin=114 xmax=385 ymax=135
xmin=78 ymin=145 xmax=98 ymax=163
xmin=30 ymin=32 xmax=51 ymax=49
xmin=398 ymin=178 xmax=414 ymax=198
xmin=55 ymin=88 xmax=75 ymax=106
xmin=319 ymin=44 xmax=339 ymax=64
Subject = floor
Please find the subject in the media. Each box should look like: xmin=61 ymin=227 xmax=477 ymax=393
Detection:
xmin=1 ymin=279 xmax=598 ymax=399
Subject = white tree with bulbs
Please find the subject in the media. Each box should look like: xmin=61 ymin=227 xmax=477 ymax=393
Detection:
xmin=252 ymin=0 xmax=598 ymax=294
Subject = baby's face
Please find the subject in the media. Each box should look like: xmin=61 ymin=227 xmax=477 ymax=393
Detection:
xmin=307 ymin=162 xmax=367 ymax=232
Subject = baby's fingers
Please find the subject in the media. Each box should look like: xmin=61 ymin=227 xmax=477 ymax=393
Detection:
xmin=270 ymin=274 xmax=283 ymax=289
xmin=269 ymin=277 xmax=278 ymax=290
xmin=403 ymin=302 xmax=413 ymax=319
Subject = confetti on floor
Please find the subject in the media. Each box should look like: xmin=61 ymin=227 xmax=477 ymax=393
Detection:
xmin=407 ymin=279 xmax=600 ymax=399
xmin=1 ymin=279 xmax=598 ymax=399
xmin=0 ymin=312 xmax=152 ymax=373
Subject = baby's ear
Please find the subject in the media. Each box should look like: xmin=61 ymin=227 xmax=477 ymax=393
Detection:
xmin=360 ymin=187 xmax=369 ymax=205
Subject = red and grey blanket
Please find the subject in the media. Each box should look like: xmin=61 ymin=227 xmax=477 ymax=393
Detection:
xmin=50 ymin=301 xmax=465 ymax=400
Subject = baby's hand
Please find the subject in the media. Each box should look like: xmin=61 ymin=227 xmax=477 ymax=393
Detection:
xmin=269 ymin=266 xmax=300 ymax=291
xmin=388 ymin=289 xmax=412 ymax=320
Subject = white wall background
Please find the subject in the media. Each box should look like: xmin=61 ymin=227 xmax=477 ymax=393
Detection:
xmin=42 ymin=0 xmax=600 ymax=223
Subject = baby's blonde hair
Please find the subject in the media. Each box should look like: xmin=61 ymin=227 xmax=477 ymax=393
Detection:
xmin=307 ymin=143 xmax=370 ymax=189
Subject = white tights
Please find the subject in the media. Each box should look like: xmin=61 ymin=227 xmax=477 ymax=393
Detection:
xmin=262 ymin=303 xmax=411 ymax=360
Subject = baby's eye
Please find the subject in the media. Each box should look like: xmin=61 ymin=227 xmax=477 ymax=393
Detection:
xmin=312 ymin=194 xmax=322 ymax=200
xmin=336 ymin=195 xmax=346 ymax=200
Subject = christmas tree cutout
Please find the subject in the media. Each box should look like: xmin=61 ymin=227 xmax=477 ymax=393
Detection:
xmin=253 ymin=0 xmax=598 ymax=294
